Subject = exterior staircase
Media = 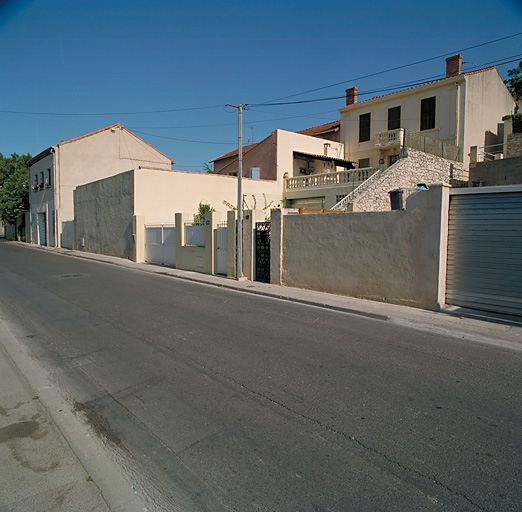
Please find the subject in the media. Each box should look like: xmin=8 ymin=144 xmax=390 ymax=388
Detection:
xmin=331 ymin=166 xmax=386 ymax=210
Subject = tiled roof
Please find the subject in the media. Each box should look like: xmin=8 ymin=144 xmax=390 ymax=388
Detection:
xmin=210 ymin=141 xmax=258 ymax=162
xmin=297 ymin=120 xmax=340 ymax=137
xmin=58 ymin=123 xmax=122 ymax=146
xmin=349 ymin=66 xmax=497 ymax=107
xmin=211 ymin=121 xmax=340 ymax=163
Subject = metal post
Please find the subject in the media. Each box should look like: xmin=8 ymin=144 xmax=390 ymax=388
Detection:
xmin=237 ymin=105 xmax=243 ymax=279
xmin=226 ymin=103 xmax=244 ymax=279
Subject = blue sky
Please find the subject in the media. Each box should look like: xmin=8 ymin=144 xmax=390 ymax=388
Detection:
xmin=1 ymin=0 xmax=521 ymax=170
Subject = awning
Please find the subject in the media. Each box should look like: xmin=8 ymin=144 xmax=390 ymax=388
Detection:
xmin=293 ymin=151 xmax=355 ymax=169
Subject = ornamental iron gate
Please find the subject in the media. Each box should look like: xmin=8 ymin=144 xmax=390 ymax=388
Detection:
xmin=255 ymin=222 xmax=271 ymax=283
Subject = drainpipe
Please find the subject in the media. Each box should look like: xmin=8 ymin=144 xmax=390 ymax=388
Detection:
xmin=53 ymin=146 xmax=60 ymax=248
xmin=455 ymin=82 xmax=460 ymax=155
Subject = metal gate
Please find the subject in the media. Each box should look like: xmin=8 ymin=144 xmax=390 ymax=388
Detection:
xmin=145 ymin=224 xmax=176 ymax=266
xmin=216 ymin=222 xmax=228 ymax=275
xmin=255 ymin=222 xmax=271 ymax=283
xmin=37 ymin=212 xmax=47 ymax=246
xmin=446 ymin=188 xmax=522 ymax=316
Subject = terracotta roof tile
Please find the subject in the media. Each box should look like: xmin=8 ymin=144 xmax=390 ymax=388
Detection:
xmin=297 ymin=120 xmax=340 ymax=136
xmin=349 ymin=66 xmax=497 ymax=107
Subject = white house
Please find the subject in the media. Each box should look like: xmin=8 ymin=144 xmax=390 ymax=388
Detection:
xmin=28 ymin=124 xmax=174 ymax=247
xmin=339 ymin=54 xmax=516 ymax=170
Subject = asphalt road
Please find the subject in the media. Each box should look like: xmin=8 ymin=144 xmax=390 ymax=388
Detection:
xmin=0 ymin=241 xmax=521 ymax=511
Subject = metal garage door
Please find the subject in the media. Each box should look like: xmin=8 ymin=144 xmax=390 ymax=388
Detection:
xmin=446 ymin=188 xmax=522 ymax=316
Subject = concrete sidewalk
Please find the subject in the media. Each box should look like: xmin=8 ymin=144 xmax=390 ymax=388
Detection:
xmin=1 ymin=241 xmax=521 ymax=512
xmin=0 ymin=312 xmax=147 ymax=512
xmin=0 ymin=336 xmax=111 ymax=511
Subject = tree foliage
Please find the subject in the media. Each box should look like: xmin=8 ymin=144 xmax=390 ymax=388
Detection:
xmin=203 ymin=162 xmax=215 ymax=173
xmin=0 ymin=153 xmax=31 ymax=224
xmin=505 ymin=61 xmax=522 ymax=101
xmin=193 ymin=202 xmax=214 ymax=224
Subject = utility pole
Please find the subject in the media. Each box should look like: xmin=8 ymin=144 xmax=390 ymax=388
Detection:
xmin=226 ymin=104 xmax=244 ymax=279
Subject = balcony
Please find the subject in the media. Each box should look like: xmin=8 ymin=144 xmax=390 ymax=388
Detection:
xmin=375 ymin=128 xmax=404 ymax=148
xmin=284 ymin=168 xmax=377 ymax=191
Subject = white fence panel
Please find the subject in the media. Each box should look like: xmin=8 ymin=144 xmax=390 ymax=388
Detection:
xmin=185 ymin=223 xmax=205 ymax=247
xmin=145 ymin=224 xmax=176 ymax=266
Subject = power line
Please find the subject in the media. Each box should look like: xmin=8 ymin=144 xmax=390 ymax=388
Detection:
xmin=248 ymin=55 xmax=522 ymax=108
xmin=0 ymin=105 xmax=223 ymax=117
xmin=131 ymin=130 xmax=235 ymax=145
xmin=253 ymin=32 xmax=522 ymax=105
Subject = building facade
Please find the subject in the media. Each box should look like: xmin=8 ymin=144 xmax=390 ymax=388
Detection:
xmin=339 ymin=55 xmax=516 ymax=170
xmin=28 ymin=124 xmax=173 ymax=247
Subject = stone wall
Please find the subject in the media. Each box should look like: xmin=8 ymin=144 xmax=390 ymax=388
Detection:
xmin=404 ymin=130 xmax=461 ymax=161
xmin=355 ymin=149 xmax=462 ymax=211
xmin=470 ymin=155 xmax=522 ymax=186
xmin=506 ymin=133 xmax=522 ymax=159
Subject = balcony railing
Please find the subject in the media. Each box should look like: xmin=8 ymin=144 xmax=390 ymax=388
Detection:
xmin=285 ymin=168 xmax=377 ymax=191
xmin=375 ymin=128 xmax=404 ymax=147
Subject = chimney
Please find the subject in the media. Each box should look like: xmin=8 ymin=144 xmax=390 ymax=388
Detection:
xmin=345 ymin=87 xmax=358 ymax=106
xmin=446 ymin=54 xmax=463 ymax=78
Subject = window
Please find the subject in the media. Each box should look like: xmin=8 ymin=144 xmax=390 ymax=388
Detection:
xmin=420 ymin=96 xmax=436 ymax=131
xmin=358 ymin=158 xmax=370 ymax=168
xmin=359 ymin=113 xmax=371 ymax=142
xmin=388 ymin=106 xmax=401 ymax=131
xmin=45 ymin=168 xmax=51 ymax=187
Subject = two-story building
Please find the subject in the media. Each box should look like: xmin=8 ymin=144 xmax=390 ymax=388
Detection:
xmin=339 ymin=54 xmax=516 ymax=170
xmin=28 ymin=124 xmax=173 ymax=247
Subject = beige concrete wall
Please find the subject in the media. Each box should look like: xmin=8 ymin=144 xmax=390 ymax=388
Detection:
xmin=278 ymin=184 xmax=450 ymax=311
xmin=74 ymin=171 xmax=135 ymax=259
xmin=134 ymin=168 xmax=282 ymax=223
xmin=174 ymin=211 xmax=219 ymax=274
xmin=462 ymin=69 xmax=516 ymax=165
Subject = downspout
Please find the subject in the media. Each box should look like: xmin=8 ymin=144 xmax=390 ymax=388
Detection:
xmin=455 ymin=81 xmax=461 ymax=154
xmin=53 ymin=145 xmax=60 ymax=247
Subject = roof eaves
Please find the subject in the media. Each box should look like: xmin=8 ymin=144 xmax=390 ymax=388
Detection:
xmin=28 ymin=147 xmax=54 ymax=167
xmin=340 ymin=66 xmax=497 ymax=111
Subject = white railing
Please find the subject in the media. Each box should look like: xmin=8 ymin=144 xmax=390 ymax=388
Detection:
xmin=285 ymin=168 xmax=377 ymax=191
xmin=375 ymin=128 xmax=404 ymax=147
xmin=331 ymin=168 xmax=383 ymax=210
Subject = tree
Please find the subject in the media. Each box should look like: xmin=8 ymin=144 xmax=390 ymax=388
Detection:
xmin=203 ymin=162 xmax=215 ymax=173
xmin=505 ymin=61 xmax=522 ymax=101
xmin=0 ymin=153 xmax=31 ymax=224
xmin=0 ymin=152 xmax=32 ymax=188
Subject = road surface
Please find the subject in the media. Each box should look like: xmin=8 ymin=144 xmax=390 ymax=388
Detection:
xmin=0 ymin=241 xmax=520 ymax=511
